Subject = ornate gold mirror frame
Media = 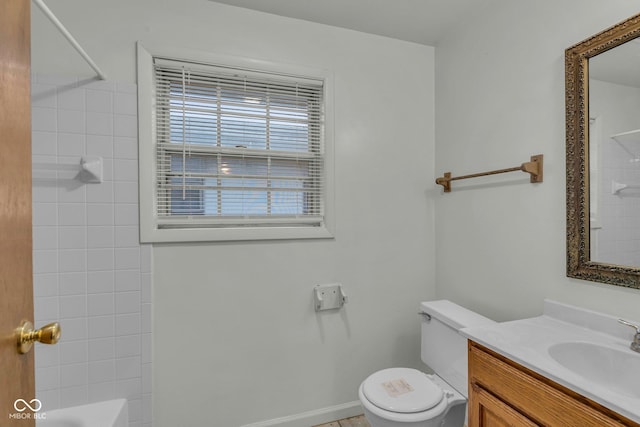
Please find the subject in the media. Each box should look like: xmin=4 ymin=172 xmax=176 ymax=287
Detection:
xmin=566 ymin=12 xmax=640 ymax=288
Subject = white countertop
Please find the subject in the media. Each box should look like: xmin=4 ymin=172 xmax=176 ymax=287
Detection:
xmin=460 ymin=300 xmax=640 ymax=423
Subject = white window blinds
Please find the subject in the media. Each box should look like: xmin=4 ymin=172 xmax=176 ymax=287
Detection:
xmin=152 ymin=57 xmax=325 ymax=229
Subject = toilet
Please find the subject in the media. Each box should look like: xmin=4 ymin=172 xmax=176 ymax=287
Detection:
xmin=358 ymin=300 xmax=495 ymax=427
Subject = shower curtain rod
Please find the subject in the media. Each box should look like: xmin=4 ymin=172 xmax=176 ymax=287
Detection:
xmin=32 ymin=0 xmax=107 ymax=80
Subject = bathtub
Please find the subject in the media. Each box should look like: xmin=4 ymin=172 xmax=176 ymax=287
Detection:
xmin=36 ymin=399 xmax=128 ymax=427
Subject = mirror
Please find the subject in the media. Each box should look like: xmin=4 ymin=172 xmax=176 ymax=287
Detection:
xmin=566 ymin=13 xmax=640 ymax=288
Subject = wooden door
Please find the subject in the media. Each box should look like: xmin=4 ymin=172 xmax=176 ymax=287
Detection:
xmin=0 ymin=0 xmax=35 ymax=426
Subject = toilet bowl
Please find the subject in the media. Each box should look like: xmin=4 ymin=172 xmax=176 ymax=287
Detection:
xmin=359 ymin=368 xmax=465 ymax=427
xmin=358 ymin=300 xmax=495 ymax=427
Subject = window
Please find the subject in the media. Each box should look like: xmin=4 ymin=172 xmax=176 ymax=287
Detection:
xmin=137 ymin=44 xmax=333 ymax=242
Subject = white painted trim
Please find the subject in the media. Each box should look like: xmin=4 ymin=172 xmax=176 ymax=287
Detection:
xmin=239 ymin=401 xmax=363 ymax=427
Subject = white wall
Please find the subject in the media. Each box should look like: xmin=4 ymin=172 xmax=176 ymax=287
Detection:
xmin=434 ymin=1 xmax=640 ymax=322
xmin=33 ymin=1 xmax=436 ymax=426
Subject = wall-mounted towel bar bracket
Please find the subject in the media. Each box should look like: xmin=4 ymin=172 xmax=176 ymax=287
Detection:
xmin=436 ymin=154 xmax=543 ymax=193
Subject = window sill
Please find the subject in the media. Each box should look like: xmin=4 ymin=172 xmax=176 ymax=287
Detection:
xmin=140 ymin=224 xmax=334 ymax=243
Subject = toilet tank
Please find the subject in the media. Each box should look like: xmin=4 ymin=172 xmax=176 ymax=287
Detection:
xmin=420 ymin=300 xmax=495 ymax=398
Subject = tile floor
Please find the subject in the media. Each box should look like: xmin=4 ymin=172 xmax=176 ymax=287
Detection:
xmin=313 ymin=414 xmax=370 ymax=427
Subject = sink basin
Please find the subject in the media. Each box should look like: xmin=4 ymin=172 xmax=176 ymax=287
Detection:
xmin=548 ymin=341 xmax=640 ymax=398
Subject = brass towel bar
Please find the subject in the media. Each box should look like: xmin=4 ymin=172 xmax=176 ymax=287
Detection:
xmin=436 ymin=154 xmax=543 ymax=193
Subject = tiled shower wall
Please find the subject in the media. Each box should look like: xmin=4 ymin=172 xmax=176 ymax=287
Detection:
xmin=31 ymin=73 xmax=152 ymax=427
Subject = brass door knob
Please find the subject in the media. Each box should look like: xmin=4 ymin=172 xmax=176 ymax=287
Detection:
xmin=16 ymin=321 xmax=61 ymax=354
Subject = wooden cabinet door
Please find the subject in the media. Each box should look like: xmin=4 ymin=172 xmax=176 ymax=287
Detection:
xmin=469 ymin=384 xmax=538 ymax=427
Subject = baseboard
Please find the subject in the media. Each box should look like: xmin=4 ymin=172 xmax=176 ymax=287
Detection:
xmin=239 ymin=401 xmax=363 ymax=427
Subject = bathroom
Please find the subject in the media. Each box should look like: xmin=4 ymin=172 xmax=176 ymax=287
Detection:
xmin=2 ymin=0 xmax=640 ymax=426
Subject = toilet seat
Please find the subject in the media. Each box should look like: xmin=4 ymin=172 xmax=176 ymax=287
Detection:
xmin=361 ymin=368 xmax=444 ymax=413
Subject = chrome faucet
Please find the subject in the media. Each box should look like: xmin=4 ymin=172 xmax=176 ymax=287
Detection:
xmin=618 ymin=319 xmax=640 ymax=353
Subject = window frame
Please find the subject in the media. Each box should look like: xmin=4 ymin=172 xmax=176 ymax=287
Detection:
xmin=137 ymin=42 xmax=334 ymax=243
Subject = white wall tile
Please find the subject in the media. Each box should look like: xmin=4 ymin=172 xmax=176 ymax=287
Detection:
xmin=58 ymin=203 xmax=86 ymax=226
xmin=36 ymin=343 xmax=60 ymax=368
xmin=37 ymin=389 xmax=60 ymax=413
xmin=33 ymin=185 xmax=58 ymax=203
xmin=58 ymin=272 xmax=87 ymax=296
xmin=60 ymin=295 xmax=88 ymax=318
xmin=87 ymin=203 xmax=114 ymax=226
xmin=128 ymin=398 xmax=142 ymax=423
xmin=87 ymin=112 xmax=114 ymax=136
xmin=115 ymin=270 xmax=140 ymax=292
xmin=57 ymin=87 xmax=86 ymax=111
xmin=89 ymin=337 xmax=116 ymax=361
xmin=88 ymin=226 xmax=115 ymax=248
xmin=86 ymin=89 xmax=113 ymax=113
xmin=33 ymin=107 xmax=57 ymax=132
xmin=116 ymin=335 xmax=141 ymax=358
xmin=142 ymin=395 xmax=152 ymax=425
xmin=34 ymin=250 xmax=58 ymax=274
xmin=114 ymin=182 xmax=138 ymax=204
xmin=88 ymin=293 xmax=115 ymax=317
xmin=140 ymin=274 xmax=151 ymax=303
xmin=87 ymin=248 xmax=115 ymax=271
xmin=115 ymin=226 xmax=139 ymax=248
xmin=36 ymin=366 xmax=60 ymax=390
xmin=32 ymin=83 xmax=58 ymax=108
xmin=141 ymin=362 xmax=151 ymax=391
xmin=89 ymin=359 xmax=116 ymax=383
xmin=57 ymin=109 xmax=86 ymax=134
xmin=89 ymin=315 xmax=116 ymax=339
xmin=114 ymin=159 xmax=138 ymax=182
xmin=115 ymin=313 xmax=140 ymax=336
xmin=114 ymin=114 xmax=137 ymax=137
xmin=87 ymin=181 xmax=114 ymax=203
xmin=116 ymin=357 xmax=141 ymax=380
xmin=33 ymin=203 xmax=58 ymax=226
xmin=115 ymin=378 xmax=141 ymax=400
xmin=86 ymin=134 xmax=114 ymax=158
xmin=32 ymin=131 xmax=58 ymax=155
xmin=140 ymin=245 xmax=152 ymax=273
xmin=32 ymin=76 xmax=150 ymax=424
xmin=115 ymin=248 xmax=140 ymax=270
xmin=58 ymin=226 xmax=86 ymax=249
xmin=59 ymin=318 xmax=88 ymax=342
xmin=114 ymin=137 xmax=138 ymax=160
xmin=57 ymin=133 xmax=86 ymax=156
xmin=59 ymin=385 xmax=88 ymax=408
xmin=116 ymin=291 xmax=140 ymax=314
xmin=88 ymin=381 xmax=115 ymax=403
xmin=114 ymin=92 xmax=137 ymax=116
xmin=60 ymin=341 xmax=88 ymax=365
xmin=34 ymin=273 xmax=59 ymax=297
xmin=58 ymin=249 xmax=87 ymax=273
xmin=87 ymin=271 xmax=115 ymax=293
xmin=140 ymin=304 xmax=151 ymax=334
xmin=115 ymin=204 xmax=138 ymax=226
xmin=34 ymin=296 xmax=59 ymax=322
xmin=34 ymin=226 xmax=58 ymax=250
xmin=57 ymin=184 xmax=86 ymax=204
xmin=102 ymin=158 xmax=115 ymax=182
xmin=60 ymin=364 xmax=88 ymax=388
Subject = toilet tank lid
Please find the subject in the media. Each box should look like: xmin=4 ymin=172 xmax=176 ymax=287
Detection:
xmin=420 ymin=300 xmax=495 ymax=330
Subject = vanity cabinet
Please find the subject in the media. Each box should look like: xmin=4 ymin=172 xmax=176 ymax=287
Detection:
xmin=468 ymin=341 xmax=640 ymax=427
